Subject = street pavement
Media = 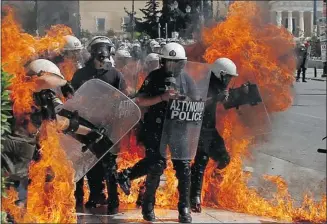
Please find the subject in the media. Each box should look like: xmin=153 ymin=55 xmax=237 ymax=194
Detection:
xmin=244 ymin=78 xmax=326 ymax=203
xmin=77 ymin=207 xmax=279 ymax=223
xmin=76 ymin=78 xmax=326 ymax=223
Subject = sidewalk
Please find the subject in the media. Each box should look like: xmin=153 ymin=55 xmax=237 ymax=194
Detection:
xmin=77 ymin=207 xmax=280 ymax=223
xmin=295 ymin=68 xmax=327 ymax=81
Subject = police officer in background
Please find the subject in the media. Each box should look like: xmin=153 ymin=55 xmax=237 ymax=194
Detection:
xmin=119 ymin=43 xmax=196 ymax=223
xmin=51 ymin=35 xmax=86 ymax=70
xmin=71 ymin=36 xmax=128 ymax=214
xmin=190 ymin=58 xmax=237 ymax=213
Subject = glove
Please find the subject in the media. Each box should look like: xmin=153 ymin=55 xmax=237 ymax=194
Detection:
xmin=83 ymin=129 xmax=104 ymax=146
xmin=216 ymin=89 xmax=229 ymax=103
xmin=216 ymin=153 xmax=230 ymax=170
xmin=61 ymin=82 xmax=75 ymax=98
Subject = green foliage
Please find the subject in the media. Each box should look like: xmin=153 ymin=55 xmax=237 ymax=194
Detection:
xmin=1 ymin=68 xmax=13 ymax=140
xmin=1 ymin=68 xmax=13 ymax=224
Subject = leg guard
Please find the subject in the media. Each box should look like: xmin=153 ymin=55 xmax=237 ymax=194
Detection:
xmin=173 ymin=160 xmax=192 ymax=223
xmin=190 ymin=151 xmax=209 ymax=213
xmin=75 ymin=178 xmax=84 ymax=206
xmin=102 ymin=153 xmax=119 ymax=214
xmin=85 ymin=161 xmax=106 ymax=208
xmin=142 ymin=158 xmax=166 ymax=221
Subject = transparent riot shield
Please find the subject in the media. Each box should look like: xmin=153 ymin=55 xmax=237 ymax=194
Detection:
xmin=121 ymin=60 xmax=143 ymax=96
xmin=160 ymin=62 xmax=211 ymax=160
xmin=58 ymin=79 xmax=141 ymax=182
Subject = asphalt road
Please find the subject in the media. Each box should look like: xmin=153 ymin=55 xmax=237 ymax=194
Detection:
xmin=245 ymin=79 xmax=326 ymax=202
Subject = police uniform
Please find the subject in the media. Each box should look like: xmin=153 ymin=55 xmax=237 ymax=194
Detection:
xmin=71 ymin=60 xmax=127 ymax=211
xmin=190 ymin=74 xmax=231 ymax=212
xmin=136 ymin=66 xmax=197 ymax=221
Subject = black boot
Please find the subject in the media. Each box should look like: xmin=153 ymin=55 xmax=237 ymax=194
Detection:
xmin=142 ymin=160 xmax=166 ymax=222
xmin=102 ymin=153 xmax=119 ymax=215
xmin=136 ymin=182 xmax=146 ymax=207
xmin=142 ymin=202 xmax=156 ymax=221
xmin=117 ymin=158 xmax=150 ymax=195
xmin=117 ymin=169 xmax=132 ymax=195
xmin=75 ymin=178 xmax=84 ymax=208
xmin=178 ymin=207 xmax=192 ymax=223
xmin=107 ymin=197 xmax=119 ymax=215
xmin=85 ymin=192 xmax=107 ymax=208
xmin=173 ymin=160 xmax=192 ymax=223
xmin=190 ymin=153 xmax=209 ymax=213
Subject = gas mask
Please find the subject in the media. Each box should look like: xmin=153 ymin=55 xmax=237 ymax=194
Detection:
xmin=91 ymin=44 xmax=114 ymax=70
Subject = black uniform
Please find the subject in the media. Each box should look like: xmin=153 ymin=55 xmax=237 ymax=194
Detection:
xmin=71 ymin=60 xmax=127 ymax=212
xmin=190 ymin=74 xmax=230 ymax=212
xmin=296 ymin=45 xmax=308 ymax=82
xmin=134 ymin=67 xmax=197 ymax=222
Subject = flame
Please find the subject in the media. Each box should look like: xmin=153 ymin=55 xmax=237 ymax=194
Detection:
xmin=115 ymin=2 xmax=325 ymax=223
xmin=58 ymin=59 xmax=77 ymax=82
xmin=1 ymin=7 xmax=76 ymax=223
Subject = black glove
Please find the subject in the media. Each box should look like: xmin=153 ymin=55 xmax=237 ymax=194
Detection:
xmin=61 ymin=82 xmax=75 ymax=98
xmin=216 ymin=153 xmax=230 ymax=170
xmin=83 ymin=129 xmax=104 ymax=146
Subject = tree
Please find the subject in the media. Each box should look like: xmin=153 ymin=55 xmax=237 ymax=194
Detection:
xmin=123 ymin=7 xmax=142 ymax=38
xmin=138 ymin=0 xmax=161 ymax=38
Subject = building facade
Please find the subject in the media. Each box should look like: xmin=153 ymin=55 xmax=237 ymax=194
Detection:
xmin=269 ymin=1 xmax=325 ymax=37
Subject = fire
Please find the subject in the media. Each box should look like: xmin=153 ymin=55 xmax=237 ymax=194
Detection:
xmin=115 ymin=2 xmax=325 ymax=223
xmin=58 ymin=58 xmax=77 ymax=81
xmin=1 ymin=7 xmax=76 ymax=223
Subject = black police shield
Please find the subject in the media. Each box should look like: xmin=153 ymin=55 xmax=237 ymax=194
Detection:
xmin=160 ymin=62 xmax=211 ymax=160
xmin=211 ymin=72 xmax=272 ymax=155
xmin=59 ymin=79 xmax=141 ymax=182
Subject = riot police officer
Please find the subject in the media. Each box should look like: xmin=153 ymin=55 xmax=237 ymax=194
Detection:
xmin=122 ymin=43 xmax=196 ymax=223
xmin=71 ymin=36 xmax=128 ymax=214
xmin=2 ymin=59 xmax=77 ymax=207
xmin=190 ymin=58 xmax=238 ymax=213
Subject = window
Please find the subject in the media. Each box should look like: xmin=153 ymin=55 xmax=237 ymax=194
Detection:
xmin=96 ymin=18 xmax=105 ymax=32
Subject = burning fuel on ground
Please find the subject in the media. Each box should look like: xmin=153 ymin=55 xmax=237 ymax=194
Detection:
xmin=1 ymin=2 xmax=326 ymax=223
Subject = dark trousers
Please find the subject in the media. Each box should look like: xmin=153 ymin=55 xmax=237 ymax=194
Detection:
xmin=297 ymin=66 xmax=306 ymax=81
xmin=75 ymin=152 xmax=118 ymax=207
xmin=190 ymin=129 xmax=229 ymax=199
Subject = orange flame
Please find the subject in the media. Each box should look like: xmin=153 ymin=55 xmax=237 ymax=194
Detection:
xmin=1 ymin=7 xmax=76 ymax=223
xmin=1 ymin=7 xmax=72 ymax=117
xmin=58 ymin=58 xmax=78 ymax=82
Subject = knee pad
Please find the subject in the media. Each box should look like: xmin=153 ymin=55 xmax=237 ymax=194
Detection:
xmin=174 ymin=160 xmax=191 ymax=178
xmin=192 ymin=154 xmax=209 ymax=173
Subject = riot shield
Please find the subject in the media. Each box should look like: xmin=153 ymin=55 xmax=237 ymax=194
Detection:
xmin=121 ymin=60 xmax=143 ymax=96
xmin=213 ymin=72 xmax=272 ymax=156
xmin=58 ymin=79 xmax=141 ymax=182
xmin=160 ymin=62 xmax=211 ymax=160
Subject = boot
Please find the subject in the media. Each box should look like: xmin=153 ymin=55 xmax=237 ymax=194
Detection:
xmin=142 ymin=202 xmax=155 ymax=221
xmin=136 ymin=182 xmax=146 ymax=207
xmin=85 ymin=192 xmax=107 ymax=208
xmin=178 ymin=207 xmax=192 ymax=223
xmin=107 ymin=197 xmax=119 ymax=215
xmin=141 ymin=163 xmax=164 ymax=222
xmin=117 ymin=169 xmax=132 ymax=195
xmin=190 ymin=196 xmax=201 ymax=213
xmin=190 ymin=162 xmax=206 ymax=213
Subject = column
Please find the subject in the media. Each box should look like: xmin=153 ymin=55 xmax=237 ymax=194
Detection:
xmin=276 ymin=11 xmax=282 ymax=27
xmin=299 ymin=11 xmax=304 ymax=37
xmin=310 ymin=11 xmax=314 ymax=35
xmin=288 ymin=11 xmax=293 ymax=33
